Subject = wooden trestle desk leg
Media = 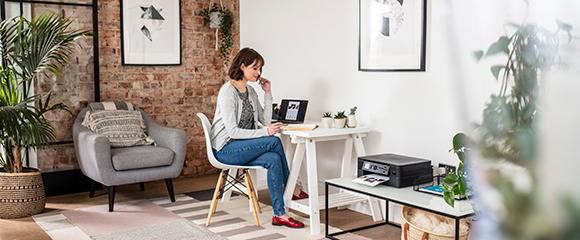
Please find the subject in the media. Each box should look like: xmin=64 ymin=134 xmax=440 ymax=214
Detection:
xmin=305 ymin=139 xmax=321 ymax=234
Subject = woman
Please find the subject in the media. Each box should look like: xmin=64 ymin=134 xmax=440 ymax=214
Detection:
xmin=210 ymin=47 xmax=308 ymax=228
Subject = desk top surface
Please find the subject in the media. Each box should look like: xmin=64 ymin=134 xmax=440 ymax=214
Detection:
xmin=281 ymin=124 xmax=370 ymax=138
xmin=326 ymin=177 xmax=475 ymax=218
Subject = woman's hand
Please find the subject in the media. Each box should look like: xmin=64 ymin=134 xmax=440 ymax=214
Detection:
xmin=268 ymin=122 xmax=283 ymax=135
xmin=258 ymin=77 xmax=272 ymax=94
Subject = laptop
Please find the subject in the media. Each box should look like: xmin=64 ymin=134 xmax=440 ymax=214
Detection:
xmin=273 ymin=99 xmax=309 ymax=124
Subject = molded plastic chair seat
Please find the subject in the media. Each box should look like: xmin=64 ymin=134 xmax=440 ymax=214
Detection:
xmin=197 ymin=113 xmax=263 ymax=226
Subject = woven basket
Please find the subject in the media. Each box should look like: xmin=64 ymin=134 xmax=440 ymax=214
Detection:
xmin=401 ymin=205 xmax=470 ymax=240
xmin=0 ymin=168 xmax=46 ymax=219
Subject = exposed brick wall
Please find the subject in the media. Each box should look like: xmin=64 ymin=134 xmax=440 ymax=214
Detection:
xmin=35 ymin=0 xmax=239 ymax=176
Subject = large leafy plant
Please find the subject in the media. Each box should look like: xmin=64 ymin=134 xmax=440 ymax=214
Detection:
xmin=474 ymin=20 xmax=572 ymax=167
xmin=0 ymin=12 xmax=93 ymax=173
xmin=471 ymin=19 xmax=574 ymax=240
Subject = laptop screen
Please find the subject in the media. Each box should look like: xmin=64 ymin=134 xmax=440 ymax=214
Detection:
xmin=277 ymin=99 xmax=308 ymax=123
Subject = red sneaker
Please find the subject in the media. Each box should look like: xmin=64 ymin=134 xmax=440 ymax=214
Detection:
xmin=292 ymin=190 xmax=309 ymax=200
xmin=272 ymin=216 xmax=305 ymax=228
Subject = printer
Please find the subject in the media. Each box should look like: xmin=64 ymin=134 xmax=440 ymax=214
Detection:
xmin=357 ymin=153 xmax=432 ymax=188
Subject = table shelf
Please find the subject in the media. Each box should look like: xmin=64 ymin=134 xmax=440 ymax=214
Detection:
xmin=288 ymin=191 xmax=369 ymax=215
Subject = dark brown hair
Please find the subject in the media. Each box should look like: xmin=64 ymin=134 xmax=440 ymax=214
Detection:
xmin=228 ymin=48 xmax=265 ymax=80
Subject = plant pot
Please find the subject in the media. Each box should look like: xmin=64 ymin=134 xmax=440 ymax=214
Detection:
xmin=334 ymin=118 xmax=346 ymax=128
xmin=0 ymin=167 xmax=46 ymax=219
xmin=321 ymin=117 xmax=333 ymax=129
xmin=209 ymin=11 xmax=221 ymax=29
xmin=347 ymin=114 xmax=357 ymax=128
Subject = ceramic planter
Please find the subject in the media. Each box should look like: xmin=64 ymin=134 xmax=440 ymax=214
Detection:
xmin=334 ymin=118 xmax=346 ymax=128
xmin=347 ymin=114 xmax=357 ymax=128
xmin=321 ymin=117 xmax=333 ymax=129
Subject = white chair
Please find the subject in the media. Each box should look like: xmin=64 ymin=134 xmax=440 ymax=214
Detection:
xmin=197 ymin=113 xmax=263 ymax=226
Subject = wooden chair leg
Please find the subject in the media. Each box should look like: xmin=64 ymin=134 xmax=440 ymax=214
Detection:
xmin=244 ymin=170 xmax=260 ymax=226
xmin=246 ymin=171 xmax=261 ymax=213
xmin=207 ymin=170 xmax=226 ymax=226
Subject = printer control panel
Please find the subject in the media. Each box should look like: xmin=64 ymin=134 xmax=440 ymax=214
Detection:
xmin=361 ymin=161 xmax=390 ymax=176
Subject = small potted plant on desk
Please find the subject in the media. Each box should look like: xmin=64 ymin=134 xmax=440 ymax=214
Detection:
xmin=442 ymin=133 xmax=472 ymax=207
xmin=347 ymin=106 xmax=358 ymax=128
xmin=321 ymin=112 xmax=333 ymax=129
xmin=333 ymin=111 xmax=347 ymax=128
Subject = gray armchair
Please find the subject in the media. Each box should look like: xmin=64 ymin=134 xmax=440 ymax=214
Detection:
xmin=73 ymin=107 xmax=187 ymax=211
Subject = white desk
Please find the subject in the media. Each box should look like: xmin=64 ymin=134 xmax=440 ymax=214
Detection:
xmin=281 ymin=126 xmax=383 ymax=235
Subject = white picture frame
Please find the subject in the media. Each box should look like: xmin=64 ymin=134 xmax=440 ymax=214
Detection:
xmin=121 ymin=0 xmax=181 ymax=65
xmin=359 ymin=0 xmax=427 ymax=71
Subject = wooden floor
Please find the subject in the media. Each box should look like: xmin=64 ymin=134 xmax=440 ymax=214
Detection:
xmin=0 ymin=173 xmax=401 ymax=240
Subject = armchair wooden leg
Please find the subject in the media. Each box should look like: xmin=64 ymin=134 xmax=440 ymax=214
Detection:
xmin=139 ymin=182 xmax=145 ymax=191
xmin=89 ymin=181 xmax=96 ymax=198
xmin=207 ymin=170 xmax=226 ymax=226
xmin=244 ymin=169 xmax=260 ymax=226
xmin=108 ymin=186 xmax=116 ymax=212
xmin=165 ymin=179 xmax=175 ymax=202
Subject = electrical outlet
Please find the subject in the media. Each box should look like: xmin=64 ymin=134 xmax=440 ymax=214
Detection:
xmin=438 ymin=164 xmax=456 ymax=175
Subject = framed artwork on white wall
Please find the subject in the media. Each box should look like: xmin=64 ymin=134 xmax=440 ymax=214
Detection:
xmin=358 ymin=0 xmax=426 ymax=71
xmin=121 ymin=0 xmax=181 ymax=65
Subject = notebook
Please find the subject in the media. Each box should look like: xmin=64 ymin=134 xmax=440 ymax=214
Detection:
xmin=273 ymin=99 xmax=309 ymax=124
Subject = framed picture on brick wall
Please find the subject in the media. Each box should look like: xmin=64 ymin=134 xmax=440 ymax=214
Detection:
xmin=358 ymin=0 xmax=427 ymax=71
xmin=121 ymin=0 xmax=181 ymax=65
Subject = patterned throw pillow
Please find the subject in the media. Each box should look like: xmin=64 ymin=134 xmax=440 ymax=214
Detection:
xmin=81 ymin=110 xmax=155 ymax=147
xmin=88 ymin=101 xmax=134 ymax=111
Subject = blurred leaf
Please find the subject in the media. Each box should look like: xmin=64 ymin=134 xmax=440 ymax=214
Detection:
xmin=521 ymin=50 xmax=538 ymax=66
xmin=474 ymin=50 xmax=484 ymax=61
xmin=486 ymin=36 xmax=510 ymax=56
xmin=556 ymin=19 xmax=573 ymax=43
xmin=520 ymin=104 xmax=534 ymax=120
xmin=491 ymin=65 xmax=505 ymax=81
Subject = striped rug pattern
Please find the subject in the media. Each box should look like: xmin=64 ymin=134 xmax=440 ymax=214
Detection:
xmin=150 ymin=193 xmax=343 ymax=240
xmin=33 ymin=192 xmax=365 ymax=240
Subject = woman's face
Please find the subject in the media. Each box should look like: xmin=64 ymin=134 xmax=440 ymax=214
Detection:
xmin=240 ymin=60 xmax=262 ymax=82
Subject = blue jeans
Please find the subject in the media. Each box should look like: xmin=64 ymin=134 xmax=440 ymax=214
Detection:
xmin=213 ymin=136 xmax=289 ymax=216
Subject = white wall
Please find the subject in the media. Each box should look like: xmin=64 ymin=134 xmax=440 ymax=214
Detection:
xmin=240 ymin=0 xmax=580 ymax=226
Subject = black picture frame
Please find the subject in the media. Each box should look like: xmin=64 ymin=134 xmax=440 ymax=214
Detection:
xmin=121 ymin=0 xmax=181 ymax=65
xmin=358 ymin=0 xmax=427 ymax=71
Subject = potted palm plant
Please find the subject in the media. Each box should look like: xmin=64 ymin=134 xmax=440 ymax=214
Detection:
xmin=0 ymin=12 xmax=93 ymax=219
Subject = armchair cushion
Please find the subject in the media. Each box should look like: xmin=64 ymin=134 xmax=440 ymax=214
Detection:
xmin=111 ymin=146 xmax=174 ymax=171
xmin=82 ymin=110 xmax=155 ymax=147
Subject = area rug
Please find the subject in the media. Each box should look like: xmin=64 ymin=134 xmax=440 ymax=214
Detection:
xmin=33 ymin=190 xmax=370 ymax=240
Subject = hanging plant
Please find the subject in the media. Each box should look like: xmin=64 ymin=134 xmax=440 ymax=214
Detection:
xmin=199 ymin=3 xmax=233 ymax=66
